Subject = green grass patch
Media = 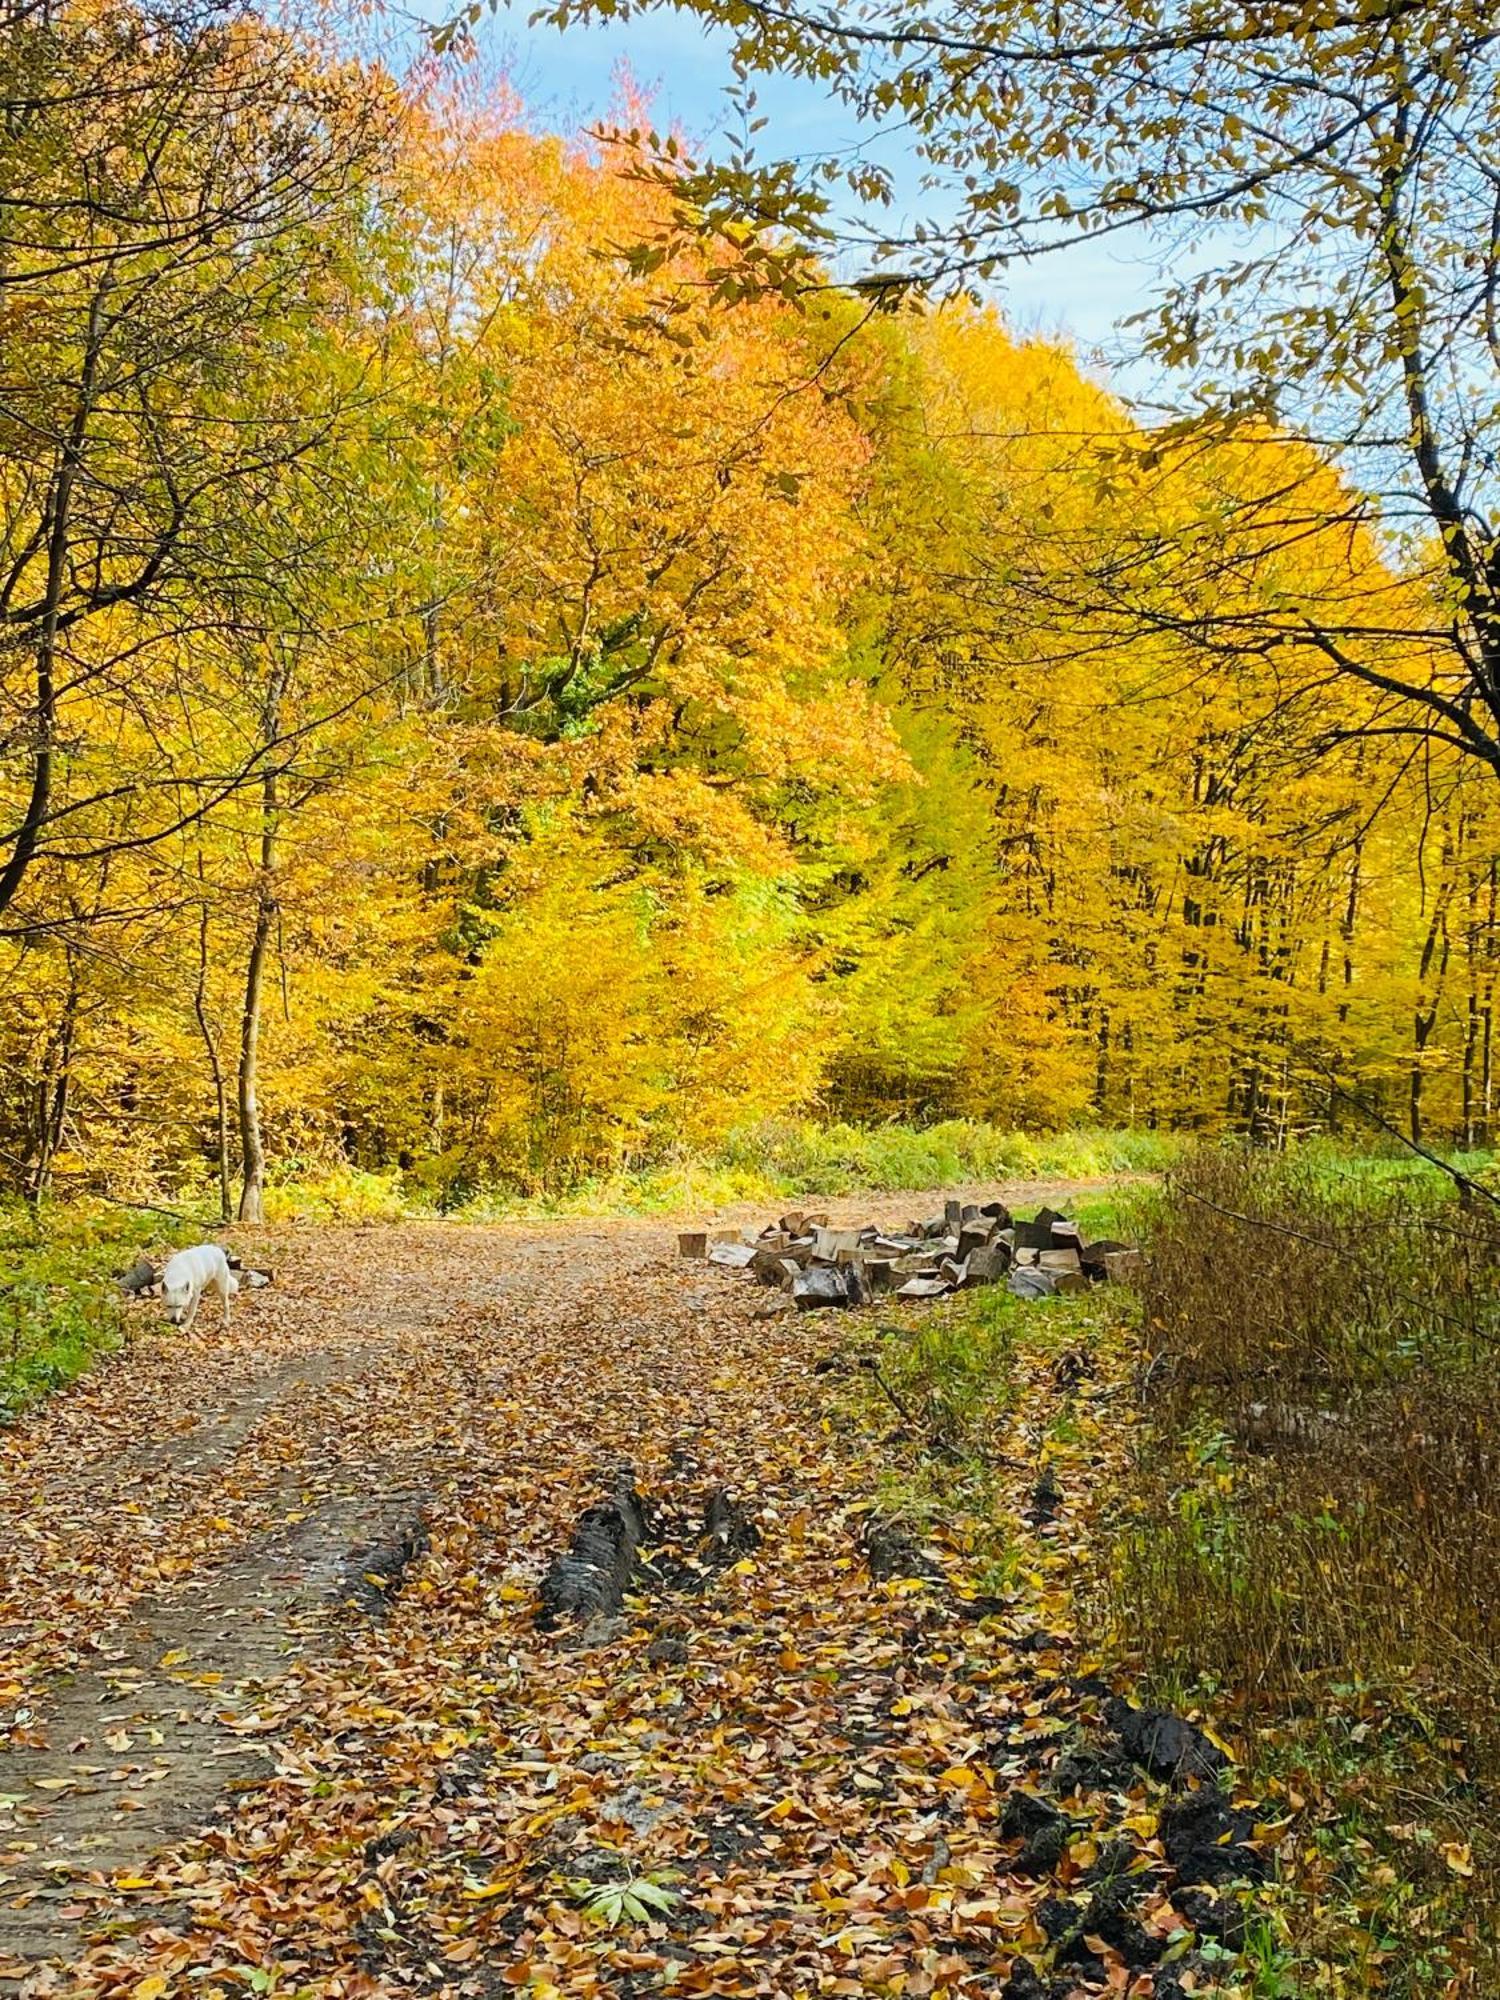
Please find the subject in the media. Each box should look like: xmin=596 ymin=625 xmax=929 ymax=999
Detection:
xmin=436 ymin=1121 xmax=1179 ymax=1219
xmin=0 ymin=1202 xmax=190 ymax=1419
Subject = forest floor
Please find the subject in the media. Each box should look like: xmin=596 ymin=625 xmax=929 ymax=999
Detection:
xmin=0 ymin=1182 xmax=1277 ymax=1999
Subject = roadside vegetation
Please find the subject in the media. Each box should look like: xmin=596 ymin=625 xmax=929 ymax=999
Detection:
xmin=841 ymin=1155 xmax=1500 ymax=1996
xmin=1115 ymin=1149 xmax=1500 ymax=1996
xmin=0 ymin=1205 xmax=190 ymax=1421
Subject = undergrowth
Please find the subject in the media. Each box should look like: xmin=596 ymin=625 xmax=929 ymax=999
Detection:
xmin=838 ymin=1165 xmax=1498 ymax=1996
xmin=255 ymin=1122 xmax=1181 ymax=1221
xmin=1112 ymin=1148 xmax=1499 ymax=1996
xmin=0 ymin=1203 xmax=187 ymax=1420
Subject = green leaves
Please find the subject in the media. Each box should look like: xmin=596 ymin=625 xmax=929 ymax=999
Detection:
xmin=572 ymin=1871 xmax=681 ymax=1927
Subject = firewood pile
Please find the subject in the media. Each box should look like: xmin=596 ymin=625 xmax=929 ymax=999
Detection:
xmin=116 ymin=1253 xmax=273 ymax=1297
xmin=680 ymin=1200 xmax=1142 ymax=1311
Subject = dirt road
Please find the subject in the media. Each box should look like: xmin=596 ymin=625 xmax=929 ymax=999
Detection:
xmin=0 ymin=1185 xmax=1230 ymax=1997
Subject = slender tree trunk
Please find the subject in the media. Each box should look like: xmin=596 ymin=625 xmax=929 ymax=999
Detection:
xmin=237 ymin=663 xmax=286 ymax=1225
xmin=0 ymin=271 xmax=111 ymax=919
xmin=1410 ymin=850 xmax=1455 ymax=1149
xmin=237 ymin=778 xmax=277 ymax=1225
xmin=29 ymin=963 xmax=78 ymax=1203
xmin=193 ymin=892 xmax=232 ymax=1222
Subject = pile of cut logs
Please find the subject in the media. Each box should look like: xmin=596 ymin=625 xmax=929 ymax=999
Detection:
xmin=680 ymin=1200 xmax=1142 ymax=1311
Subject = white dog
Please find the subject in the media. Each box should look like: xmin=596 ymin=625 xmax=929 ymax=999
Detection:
xmin=161 ymin=1243 xmax=238 ymax=1331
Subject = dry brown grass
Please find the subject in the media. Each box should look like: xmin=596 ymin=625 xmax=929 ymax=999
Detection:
xmin=1110 ymin=1147 xmax=1500 ymax=1988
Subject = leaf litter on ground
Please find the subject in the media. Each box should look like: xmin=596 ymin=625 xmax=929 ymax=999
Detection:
xmin=0 ymin=1198 xmax=1285 ymax=1998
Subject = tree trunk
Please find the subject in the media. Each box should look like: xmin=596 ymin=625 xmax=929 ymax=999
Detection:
xmin=193 ymin=891 xmax=232 ymax=1223
xmin=0 ymin=271 xmax=111 ymax=919
xmin=1410 ymin=842 xmax=1456 ymax=1149
xmin=237 ymin=672 xmax=284 ymax=1223
xmin=28 ymin=961 xmax=79 ymax=1204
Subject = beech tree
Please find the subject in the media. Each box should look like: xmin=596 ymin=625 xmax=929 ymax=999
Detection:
xmin=515 ymin=0 xmax=1500 ymax=782
xmin=0 ymin=0 xmax=389 ymax=928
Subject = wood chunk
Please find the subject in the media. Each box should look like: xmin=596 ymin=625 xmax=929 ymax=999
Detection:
xmin=1012 ymin=1218 xmax=1055 ymax=1251
xmin=891 ymin=1252 xmax=941 ymax=1277
xmin=1038 ymin=1248 xmax=1083 ymax=1276
xmin=777 ymin=1211 xmax=806 ymax=1235
xmin=812 ymin=1225 xmax=864 ymax=1261
xmin=1009 ymin=1267 xmax=1057 ymax=1300
xmin=1103 ymin=1248 xmax=1145 ymax=1284
xmin=964 ymin=1243 xmax=1012 ymax=1284
xmin=792 ymin=1266 xmax=851 ymax=1310
xmin=958 ymin=1220 xmax=998 ymax=1259
xmin=117 ymin=1257 xmax=158 ymax=1296
xmin=750 ymin=1244 xmax=791 ymax=1285
xmin=678 ymin=1231 xmax=708 ymax=1259
xmin=896 ymin=1276 xmax=953 ymax=1299
xmin=843 ymin=1263 xmax=875 ymax=1307
xmin=979 ymin=1200 xmax=1012 ymax=1224
xmin=1080 ymin=1238 xmax=1131 ymax=1277
xmin=944 ymin=1198 xmax=964 ymax=1232
xmin=708 ymin=1241 xmax=757 ymax=1269
xmin=1054 ymin=1270 xmax=1090 ymax=1295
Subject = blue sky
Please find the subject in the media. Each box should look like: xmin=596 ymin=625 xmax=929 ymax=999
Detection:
xmin=398 ymin=2 xmax=1181 ymax=402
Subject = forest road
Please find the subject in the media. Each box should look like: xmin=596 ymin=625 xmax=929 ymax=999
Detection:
xmin=0 ymin=1179 xmax=1142 ymax=1993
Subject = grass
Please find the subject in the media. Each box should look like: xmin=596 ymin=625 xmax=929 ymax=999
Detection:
xmin=831 ymin=1161 xmax=1499 ymax=1995
xmin=1109 ymin=1145 xmax=1500 ymax=1996
xmin=0 ymin=1201 xmax=190 ymax=1420
xmin=256 ymin=1121 xmax=1181 ymax=1222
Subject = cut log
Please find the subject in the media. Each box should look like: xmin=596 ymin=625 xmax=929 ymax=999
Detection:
xmin=792 ymin=1266 xmax=851 ymax=1311
xmin=1103 ymin=1248 xmax=1145 ymax=1285
xmin=537 ymin=1475 xmax=648 ymax=1629
xmin=812 ymin=1225 xmax=864 ymax=1261
xmin=117 ymin=1257 xmax=158 ymax=1297
xmin=896 ymin=1275 xmax=953 ymax=1299
xmin=1038 ymin=1248 xmax=1083 ymax=1276
xmin=708 ymin=1240 xmax=758 ymax=1269
xmin=964 ymin=1242 xmax=1012 ymax=1284
xmin=958 ymin=1220 xmax=998 ymax=1259
xmin=979 ymin=1200 xmax=1013 ymax=1224
xmin=1080 ymin=1238 xmax=1132 ymax=1277
xmin=1012 ymin=1218 xmax=1055 ymax=1251
xmin=1054 ymin=1270 xmax=1090 ymax=1296
xmin=678 ymin=1231 xmax=708 ymax=1259
xmin=891 ymin=1252 xmax=942 ymax=1277
xmin=1009 ymin=1267 xmax=1057 ymax=1300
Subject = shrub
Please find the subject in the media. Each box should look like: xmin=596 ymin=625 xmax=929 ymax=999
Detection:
xmin=1111 ymin=1146 xmax=1500 ymax=1983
